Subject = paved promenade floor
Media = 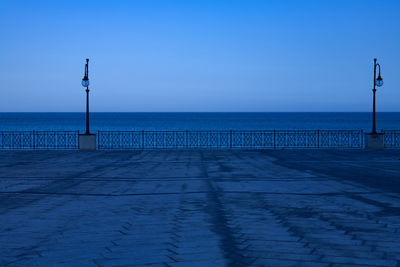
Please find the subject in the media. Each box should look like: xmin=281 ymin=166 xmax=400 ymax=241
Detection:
xmin=1 ymin=150 xmax=400 ymax=267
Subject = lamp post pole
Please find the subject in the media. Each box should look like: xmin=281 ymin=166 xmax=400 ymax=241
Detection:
xmin=372 ymin=58 xmax=383 ymax=134
xmin=82 ymin=59 xmax=90 ymax=135
xmin=86 ymin=82 xmax=90 ymax=135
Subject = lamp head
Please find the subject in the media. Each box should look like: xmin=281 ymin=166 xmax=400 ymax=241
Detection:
xmin=81 ymin=58 xmax=89 ymax=87
xmin=81 ymin=76 xmax=89 ymax=87
xmin=376 ymin=75 xmax=383 ymax=87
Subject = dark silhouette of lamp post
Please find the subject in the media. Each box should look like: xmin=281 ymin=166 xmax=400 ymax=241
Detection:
xmin=81 ymin=58 xmax=90 ymax=135
xmin=371 ymin=58 xmax=383 ymax=134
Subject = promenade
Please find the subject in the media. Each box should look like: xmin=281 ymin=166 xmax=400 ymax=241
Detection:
xmin=1 ymin=150 xmax=400 ymax=266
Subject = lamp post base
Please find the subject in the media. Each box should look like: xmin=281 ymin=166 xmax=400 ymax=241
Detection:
xmin=365 ymin=133 xmax=384 ymax=150
xmin=79 ymin=134 xmax=96 ymax=151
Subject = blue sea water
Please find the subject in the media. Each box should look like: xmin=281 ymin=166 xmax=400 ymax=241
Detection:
xmin=0 ymin=113 xmax=399 ymax=132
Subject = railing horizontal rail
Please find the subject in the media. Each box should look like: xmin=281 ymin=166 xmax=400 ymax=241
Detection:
xmin=97 ymin=130 xmax=364 ymax=150
xmin=0 ymin=131 xmax=79 ymax=150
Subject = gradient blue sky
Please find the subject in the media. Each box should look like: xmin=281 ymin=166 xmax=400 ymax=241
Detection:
xmin=1 ymin=0 xmax=399 ymax=112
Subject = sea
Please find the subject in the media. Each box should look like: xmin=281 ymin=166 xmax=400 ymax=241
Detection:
xmin=0 ymin=112 xmax=399 ymax=132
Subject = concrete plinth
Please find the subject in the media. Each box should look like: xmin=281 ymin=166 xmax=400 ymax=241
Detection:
xmin=79 ymin=134 xmax=96 ymax=151
xmin=365 ymin=133 xmax=384 ymax=150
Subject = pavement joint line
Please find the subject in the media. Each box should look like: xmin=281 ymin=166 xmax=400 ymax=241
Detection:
xmin=0 ymin=176 xmax=326 ymax=180
xmin=92 ymin=259 xmax=102 ymax=267
xmin=166 ymin=248 xmax=178 ymax=255
xmin=0 ymin=191 xmax=383 ymax=196
xmin=165 ymin=255 xmax=178 ymax=262
xmin=342 ymin=162 xmax=400 ymax=174
xmin=166 ymin=242 xmax=179 ymax=249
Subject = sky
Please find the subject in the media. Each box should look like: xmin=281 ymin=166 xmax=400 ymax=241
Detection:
xmin=0 ymin=0 xmax=399 ymax=112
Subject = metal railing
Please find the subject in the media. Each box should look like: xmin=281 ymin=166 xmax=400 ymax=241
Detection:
xmin=97 ymin=130 xmax=364 ymax=150
xmin=0 ymin=129 xmax=374 ymax=150
xmin=0 ymin=131 xmax=79 ymax=150
xmin=382 ymin=130 xmax=400 ymax=148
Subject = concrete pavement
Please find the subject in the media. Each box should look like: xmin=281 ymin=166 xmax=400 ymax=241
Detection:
xmin=0 ymin=150 xmax=400 ymax=266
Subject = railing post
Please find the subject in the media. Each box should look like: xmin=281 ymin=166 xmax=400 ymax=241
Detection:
xmin=317 ymin=129 xmax=319 ymax=149
xmin=274 ymin=129 xmax=276 ymax=149
xmin=230 ymin=130 xmax=232 ymax=149
xmin=251 ymin=130 xmax=254 ymax=148
xmin=142 ymin=130 xmax=144 ymax=149
xmin=361 ymin=130 xmax=364 ymax=149
xmin=186 ymin=130 xmax=188 ymax=149
xmin=32 ymin=130 xmax=36 ymax=150
xmin=211 ymin=131 xmax=214 ymax=148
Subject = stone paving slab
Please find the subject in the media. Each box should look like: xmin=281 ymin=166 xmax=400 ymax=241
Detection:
xmin=1 ymin=150 xmax=400 ymax=266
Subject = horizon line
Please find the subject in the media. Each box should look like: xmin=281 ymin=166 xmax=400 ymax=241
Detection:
xmin=1 ymin=111 xmax=400 ymax=113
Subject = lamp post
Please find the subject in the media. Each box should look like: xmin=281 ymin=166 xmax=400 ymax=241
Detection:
xmin=78 ymin=58 xmax=96 ymax=150
xmin=81 ymin=58 xmax=90 ymax=135
xmin=371 ymin=58 xmax=383 ymax=134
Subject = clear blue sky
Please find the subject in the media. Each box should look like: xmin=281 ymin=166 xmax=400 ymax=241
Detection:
xmin=1 ymin=0 xmax=399 ymax=112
